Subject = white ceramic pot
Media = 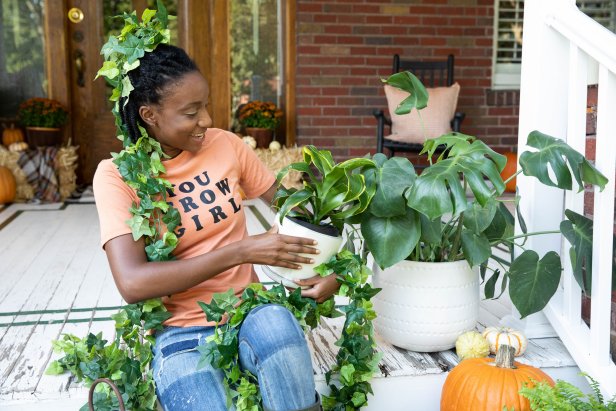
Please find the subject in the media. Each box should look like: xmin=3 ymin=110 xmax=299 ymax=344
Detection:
xmin=264 ymin=214 xmax=343 ymax=288
xmin=373 ymin=259 xmax=479 ymax=352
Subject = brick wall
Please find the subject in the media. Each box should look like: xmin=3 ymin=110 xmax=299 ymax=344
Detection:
xmin=294 ymin=0 xmax=520 ymax=160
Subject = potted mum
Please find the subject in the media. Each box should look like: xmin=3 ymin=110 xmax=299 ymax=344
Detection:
xmin=264 ymin=145 xmax=376 ymax=287
xmin=238 ymin=100 xmax=283 ymax=148
xmin=353 ymin=71 xmax=609 ymax=352
xmin=17 ymin=97 xmax=69 ymax=146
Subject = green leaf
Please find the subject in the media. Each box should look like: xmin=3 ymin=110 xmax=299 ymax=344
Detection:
xmin=509 ymin=250 xmax=561 ymax=318
xmin=368 ymin=157 xmax=415 ymax=217
xmin=340 ymin=363 xmax=356 ymax=386
xmin=96 ymin=61 xmax=120 ymax=80
xmin=463 ymin=198 xmax=498 ymax=234
xmin=45 ymin=360 xmax=65 ymax=375
xmin=361 ymin=208 xmax=420 ymax=269
xmin=382 ymin=71 xmax=429 ymax=113
xmin=407 ymin=138 xmax=506 ymax=220
xmin=419 ymin=214 xmax=442 ymax=244
xmin=519 ymin=130 xmax=608 ymax=192
xmin=560 ymin=209 xmax=594 ymax=295
xmin=460 ymin=229 xmax=491 ymax=267
xmin=198 ymin=300 xmax=224 ymax=323
xmin=483 ymin=269 xmax=500 ymax=299
xmin=141 ymin=8 xmax=156 ymax=24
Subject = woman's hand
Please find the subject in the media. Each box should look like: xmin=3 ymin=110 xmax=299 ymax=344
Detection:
xmin=295 ymin=274 xmax=340 ymax=303
xmin=241 ymin=226 xmax=320 ymax=269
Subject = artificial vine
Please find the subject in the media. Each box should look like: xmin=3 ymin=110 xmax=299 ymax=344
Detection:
xmin=48 ymin=3 xmax=381 ymax=410
xmin=199 ymin=242 xmax=382 ymax=411
xmin=46 ymin=3 xmax=177 ymax=410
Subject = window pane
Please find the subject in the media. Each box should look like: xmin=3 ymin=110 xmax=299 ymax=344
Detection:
xmin=230 ymin=0 xmax=280 ymax=131
xmin=577 ymin=0 xmax=616 ymax=33
xmin=496 ymin=0 xmax=524 ymax=64
xmin=0 ymin=0 xmax=47 ymax=118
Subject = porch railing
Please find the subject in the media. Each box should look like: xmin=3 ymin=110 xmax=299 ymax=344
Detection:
xmin=517 ymin=0 xmax=616 ymax=396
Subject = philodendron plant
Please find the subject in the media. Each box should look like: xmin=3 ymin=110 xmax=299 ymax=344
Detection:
xmin=273 ymin=145 xmax=376 ymax=233
xmin=355 ymin=70 xmax=610 ymax=318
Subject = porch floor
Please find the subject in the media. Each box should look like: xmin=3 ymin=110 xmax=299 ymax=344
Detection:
xmin=0 ymin=198 xmax=582 ymax=410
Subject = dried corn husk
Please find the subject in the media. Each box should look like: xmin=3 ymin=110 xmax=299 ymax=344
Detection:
xmin=54 ymin=145 xmax=79 ymax=200
xmin=254 ymin=146 xmax=304 ymax=189
xmin=0 ymin=145 xmax=34 ymax=201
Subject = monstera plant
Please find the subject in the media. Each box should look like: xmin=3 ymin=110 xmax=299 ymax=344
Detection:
xmin=355 ymin=70 xmax=608 ymax=331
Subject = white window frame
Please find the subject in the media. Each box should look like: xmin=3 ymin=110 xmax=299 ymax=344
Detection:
xmin=492 ymin=0 xmax=615 ymax=90
xmin=492 ymin=0 xmax=524 ymax=90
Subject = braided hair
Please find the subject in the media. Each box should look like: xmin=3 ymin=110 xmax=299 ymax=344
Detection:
xmin=119 ymin=44 xmax=199 ymax=143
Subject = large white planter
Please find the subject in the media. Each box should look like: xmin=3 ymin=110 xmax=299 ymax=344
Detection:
xmin=264 ymin=215 xmax=343 ymax=288
xmin=373 ymin=259 xmax=479 ymax=352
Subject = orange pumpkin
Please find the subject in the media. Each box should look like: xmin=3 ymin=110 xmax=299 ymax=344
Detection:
xmin=0 ymin=166 xmax=16 ymax=204
xmin=2 ymin=124 xmax=25 ymax=147
xmin=500 ymin=151 xmax=518 ymax=193
xmin=440 ymin=345 xmax=554 ymax=411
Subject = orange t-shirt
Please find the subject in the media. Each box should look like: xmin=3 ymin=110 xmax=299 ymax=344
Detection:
xmin=93 ymin=128 xmax=275 ymax=327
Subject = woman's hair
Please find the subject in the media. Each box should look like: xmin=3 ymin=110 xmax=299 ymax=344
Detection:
xmin=119 ymin=44 xmax=199 ymax=142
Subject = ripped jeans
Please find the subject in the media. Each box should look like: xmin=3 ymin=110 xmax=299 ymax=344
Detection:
xmin=152 ymin=304 xmax=319 ymax=411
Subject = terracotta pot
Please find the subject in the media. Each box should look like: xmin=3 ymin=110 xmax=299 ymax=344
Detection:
xmin=245 ymin=127 xmax=274 ymax=148
xmin=25 ymin=126 xmax=62 ymax=146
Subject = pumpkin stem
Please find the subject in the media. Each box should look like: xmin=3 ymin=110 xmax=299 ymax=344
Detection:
xmin=495 ymin=344 xmax=516 ymax=369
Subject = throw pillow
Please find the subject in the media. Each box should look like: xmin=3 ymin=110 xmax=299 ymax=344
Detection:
xmin=384 ymin=82 xmax=460 ymax=144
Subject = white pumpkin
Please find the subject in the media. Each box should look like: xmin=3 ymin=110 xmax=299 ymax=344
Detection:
xmin=269 ymin=140 xmax=281 ymax=151
xmin=242 ymin=136 xmax=257 ymax=149
xmin=482 ymin=326 xmax=528 ymax=356
xmin=8 ymin=141 xmax=28 ymax=152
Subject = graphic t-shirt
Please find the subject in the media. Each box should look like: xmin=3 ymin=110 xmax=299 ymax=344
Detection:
xmin=93 ymin=128 xmax=275 ymax=326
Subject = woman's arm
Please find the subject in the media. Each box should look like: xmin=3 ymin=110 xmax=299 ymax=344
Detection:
xmin=259 ymin=182 xmax=341 ymax=303
xmin=105 ymin=226 xmax=318 ymax=303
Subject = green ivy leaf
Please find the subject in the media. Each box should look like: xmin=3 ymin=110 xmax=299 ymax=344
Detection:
xmin=96 ymin=61 xmax=120 ymax=80
xmin=45 ymin=360 xmax=65 ymax=375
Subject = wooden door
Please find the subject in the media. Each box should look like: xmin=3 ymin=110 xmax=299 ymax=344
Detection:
xmin=59 ymin=0 xmax=294 ymax=183
xmin=63 ymin=0 xmax=228 ymax=184
xmin=65 ymin=0 xmax=115 ymax=184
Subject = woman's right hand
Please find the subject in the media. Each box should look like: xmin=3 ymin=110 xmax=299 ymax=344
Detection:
xmin=241 ymin=226 xmax=320 ymax=269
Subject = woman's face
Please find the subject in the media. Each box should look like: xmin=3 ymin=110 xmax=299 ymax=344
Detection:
xmin=141 ymin=71 xmax=212 ymax=158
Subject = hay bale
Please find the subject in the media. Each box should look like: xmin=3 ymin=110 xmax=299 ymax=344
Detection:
xmin=54 ymin=145 xmax=78 ymax=200
xmin=0 ymin=145 xmax=34 ymax=201
xmin=254 ymin=146 xmax=304 ymax=189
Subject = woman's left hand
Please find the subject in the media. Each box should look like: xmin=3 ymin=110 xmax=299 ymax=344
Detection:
xmin=295 ymin=274 xmax=340 ymax=303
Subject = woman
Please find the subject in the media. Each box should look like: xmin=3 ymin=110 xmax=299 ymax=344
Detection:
xmin=93 ymin=44 xmax=338 ymax=411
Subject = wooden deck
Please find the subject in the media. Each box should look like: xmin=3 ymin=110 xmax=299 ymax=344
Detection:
xmin=0 ymin=198 xmax=583 ymax=410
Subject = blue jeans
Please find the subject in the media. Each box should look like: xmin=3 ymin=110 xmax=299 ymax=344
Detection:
xmin=152 ymin=304 xmax=319 ymax=411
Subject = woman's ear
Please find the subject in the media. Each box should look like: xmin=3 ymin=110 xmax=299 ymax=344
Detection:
xmin=139 ymin=105 xmax=158 ymax=128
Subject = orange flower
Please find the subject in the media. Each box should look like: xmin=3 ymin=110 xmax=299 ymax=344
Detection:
xmin=17 ymin=97 xmax=69 ymax=128
xmin=238 ymin=100 xmax=283 ymax=130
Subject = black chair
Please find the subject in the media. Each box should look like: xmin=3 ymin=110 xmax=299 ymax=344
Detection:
xmin=374 ymin=54 xmax=465 ymax=158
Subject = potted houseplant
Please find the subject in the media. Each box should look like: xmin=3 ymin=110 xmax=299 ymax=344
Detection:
xmin=17 ymin=97 xmax=69 ymax=146
xmin=354 ymin=71 xmax=609 ymax=351
xmin=238 ymin=100 xmax=283 ymax=148
xmin=265 ymin=145 xmax=376 ymax=287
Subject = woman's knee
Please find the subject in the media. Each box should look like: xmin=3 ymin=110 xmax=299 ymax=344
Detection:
xmin=238 ymin=304 xmax=307 ymax=362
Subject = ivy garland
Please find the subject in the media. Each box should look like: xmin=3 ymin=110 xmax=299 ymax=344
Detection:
xmin=48 ymin=2 xmax=382 ymax=410
xmin=47 ymin=3 xmax=179 ymax=410
xmin=198 ymin=244 xmax=382 ymax=411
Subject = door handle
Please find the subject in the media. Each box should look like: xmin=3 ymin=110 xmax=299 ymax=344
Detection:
xmin=74 ymin=50 xmax=85 ymax=87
